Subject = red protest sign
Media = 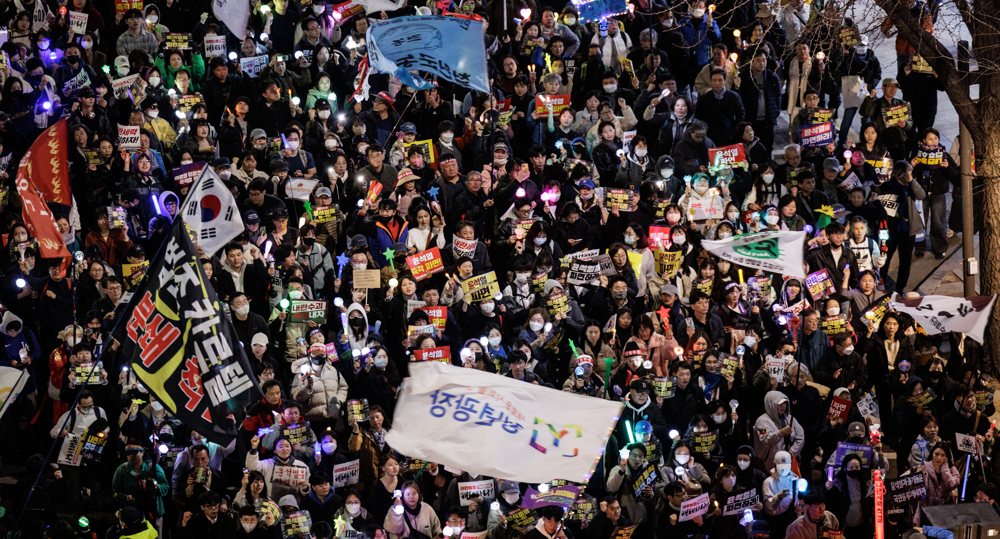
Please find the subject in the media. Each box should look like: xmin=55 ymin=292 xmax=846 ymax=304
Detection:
xmin=417 ymin=306 xmax=447 ymax=329
xmin=648 ymin=225 xmax=672 ymax=248
xmin=828 ymin=396 xmax=851 ymax=422
xmin=534 ymin=94 xmax=570 ymax=117
xmin=365 ymin=181 xmax=383 ymax=207
xmin=708 ymin=144 xmax=748 ymax=169
xmin=115 ymin=0 xmax=143 ymax=13
xmin=406 ymin=247 xmax=444 ymax=281
xmin=413 ymin=346 xmax=451 ymax=363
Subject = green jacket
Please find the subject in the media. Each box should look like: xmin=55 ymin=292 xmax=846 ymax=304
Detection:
xmin=111 ymin=461 xmax=169 ymax=517
xmin=154 ymin=52 xmax=206 ymax=92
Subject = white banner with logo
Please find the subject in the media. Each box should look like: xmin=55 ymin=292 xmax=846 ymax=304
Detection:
xmin=891 ymin=294 xmax=997 ymax=343
xmin=386 ymin=362 xmax=622 ymax=483
xmin=701 ymin=231 xmax=807 ymax=278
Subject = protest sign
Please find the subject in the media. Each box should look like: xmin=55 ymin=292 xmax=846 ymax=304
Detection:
xmin=708 ymin=144 xmax=748 ymax=169
xmin=111 ymin=74 xmax=145 ymax=103
xmin=839 ymin=27 xmax=860 ymax=46
xmin=809 ymin=109 xmax=834 ymax=124
xmin=546 ymin=291 xmax=569 ymax=316
xmin=651 ymin=376 xmax=676 ymax=398
xmin=857 ymin=393 xmax=879 ymax=419
xmin=273 ymin=465 xmax=309 ymax=484
xmin=353 ymin=269 xmax=381 ymax=288
xmin=286 ymin=178 xmax=318 ymax=201
xmin=887 ymin=473 xmax=926 ymax=506
xmin=567 ymin=498 xmax=597 ymax=523
xmin=79 ymin=431 xmax=108 ymax=461
xmin=629 ymin=464 xmax=657 ymax=498
xmin=408 ymin=324 xmax=435 ymax=337
xmin=723 ymin=488 xmax=760 ymax=515
xmin=806 ymin=269 xmax=835 ymax=300
xmin=522 ymin=485 xmax=582 ymax=509
xmin=115 ymin=0 xmax=143 ymax=12
xmin=57 ymin=434 xmax=83 ymax=466
xmin=412 ymin=346 xmax=451 ymax=363
xmin=609 ymin=526 xmax=637 ymax=539
xmin=178 ymin=94 xmax=201 ymax=112
xmin=800 ymin=122 xmax=835 ymax=147
xmin=290 ymin=300 xmax=327 ymax=323
xmin=117 ymin=125 xmax=140 ymax=150
xmin=912 ymin=55 xmax=934 ymax=73
xmin=679 ymin=493 xmax=710 ymax=521
xmin=407 ymin=247 xmax=444 ymax=280
xmin=312 ymin=205 xmax=337 ymax=224
xmin=333 ymin=460 xmax=360 ymax=487
xmin=496 ymin=99 xmax=514 ymax=127
xmin=61 ymin=69 xmax=91 ymax=95
xmin=767 ymin=358 xmax=786 ymax=384
xmin=416 ymin=306 xmax=447 ymax=330
xmin=828 ymin=395 xmax=851 ymax=422
xmin=204 ymin=35 xmax=226 ymax=58
xmin=648 ymin=225 xmax=672 ymax=248
xmin=822 ymin=315 xmax=849 ymax=336
xmin=603 ymin=188 xmax=635 ymax=211
xmin=861 ymin=296 xmax=891 ymax=329
xmin=867 ymin=156 xmax=892 ymax=183
xmin=462 ymin=272 xmax=500 ymax=302
xmin=107 ymin=206 xmax=126 ymax=229
xmin=452 ymin=237 xmax=478 ymax=259
xmin=284 ymin=422 xmax=310 ymax=444
xmin=122 ymin=262 xmax=148 ymax=290
xmin=956 ymin=433 xmax=978 ymax=453
xmin=653 ymin=249 xmax=683 ymax=277
xmin=240 ymin=55 xmax=269 ymax=77
xmin=693 ymin=432 xmax=718 ymax=453
xmin=165 ymin=33 xmax=193 ymax=49
xmin=834 ymin=442 xmax=873 ymax=466
xmin=721 ymin=355 xmax=739 ymax=377
xmin=907 ymin=389 xmax=936 ymax=408
xmin=458 ymin=480 xmax=495 ymax=505
xmin=576 ymin=0 xmax=628 ymax=21
xmin=171 ymin=162 xmax=204 ymax=187
xmin=534 ymin=94 xmax=570 ymax=117
xmin=837 ymin=172 xmax=862 ymax=191
xmin=882 ymin=103 xmax=911 ymax=126
xmin=506 ymin=508 xmax=538 ymax=528
xmin=69 ymin=12 xmax=88 ymax=34
xmin=281 ymin=512 xmax=312 ymax=537
xmin=403 ymin=139 xmax=435 ymax=163
xmin=915 ymin=143 xmax=945 ymax=169
xmin=73 ymin=362 xmax=103 ymax=384
xmin=567 ymin=259 xmax=602 ymax=285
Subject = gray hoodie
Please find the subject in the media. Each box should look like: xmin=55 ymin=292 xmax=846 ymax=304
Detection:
xmin=753 ymin=391 xmax=805 ymax=471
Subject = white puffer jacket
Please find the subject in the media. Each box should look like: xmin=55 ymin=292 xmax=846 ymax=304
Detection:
xmin=291 ymin=357 xmax=350 ymax=421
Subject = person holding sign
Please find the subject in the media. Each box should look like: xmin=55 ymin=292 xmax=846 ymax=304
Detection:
xmin=607 ymin=442 xmax=657 ymax=530
xmin=385 ymin=482 xmax=444 ymax=539
xmin=784 ymin=490 xmax=839 ymax=539
xmin=909 ymin=128 xmax=957 ymax=260
xmin=247 ymin=434 xmax=311 ymax=502
xmin=292 ymin=343 xmax=349 ymax=427
xmin=913 ymin=442 xmax=959 ymax=526
xmin=658 ymin=482 xmax=708 ymax=537
xmin=859 ymin=78 xmax=912 ymax=161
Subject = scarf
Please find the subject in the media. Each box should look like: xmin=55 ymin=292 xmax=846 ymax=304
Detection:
xmin=786 ymin=58 xmax=812 ymax=115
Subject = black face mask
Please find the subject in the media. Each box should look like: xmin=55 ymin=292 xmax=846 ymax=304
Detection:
xmin=302 ymin=237 xmax=315 ymax=246
xmin=311 ymin=354 xmax=325 ymax=364
xmin=349 ymin=317 xmax=365 ymax=328
xmin=929 ymin=372 xmax=943 ymax=382
xmin=846 ymin=469 xmax=861 ymax=479
xmin=66 ymin=56 xmax=80 ymax=65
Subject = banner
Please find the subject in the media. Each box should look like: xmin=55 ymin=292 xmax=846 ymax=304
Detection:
xmin=693 ymin=432 xmax=718 ymax=453
xmin=406 ymin=247 xmax=444 ymax=280
xmin=416 ymin=306 xmax=447 ymax=329
xmin=367 ymin=16 xmax=490 ymax=93
xmin=118 ymin=222 xmax=261 ymax=445
xmin=240 ymin=55 xmax=269 ymax=77
xmin=458 ymin=479 xmax=495 ymax=505
xmin=890 ymin=294 xmax=996 ymax=343
xmin=290 ymin=300 xmax=327 ymax=323
xmin=171 ymin=162 xmax=205 ymax=188
xmin=333 ymin=459 xmax=360 ymax=487
xmin=567 ymin=259 xmax=602 ymax=285
xmin=805 ymin=269 xmax=835 ymax=300
xmin=679 ymin=493 xmax=710 ymax=521
xmin=14 ymin=163 xmax=71 ymax=260
xmin=799 ymin=122 xmax=834 ymax=147
xmin=576 ymin=0 xmax=628 ymax=22
xmin=312 ymin=205 xmax=337 ymax=224
xmin=708 ymin=144 xmax=748 ymax=169
xmin=915 ymin=143 xmax=945 ymax=169
xmin=212 ymin=0 xmax=250 ymax=39
xmin=122 ymin=261 xmax=149 ymax=291
xmin=887 ymin=473 xmax=925 ymax=506
xmin=629 ymin=464 xmax=657 ymax=498
xmin=452 ymin=237 xmax=478 ymax=259
xmin=701 ymin=231 xmax=807 ymax=278
xmin=287 ymin=178 xmax=319 ymax=201
xmin=881 ymin=103 xmax=911 ymax=127
xmin=181 ymin=167 xmax=244 ymax=257
xmin=603 ymin=188 xmax=635 ymax=211
xmin=834 ymin=442 xmax=873 ymax=467
xmin=828 ymin=395 xmax=851 ymax=422
xmin=280 ymin=511 xmax=312 ymax=537
xmin=535 ymin=94 xmax=570 ymax=117
xmin=331 ymin=0 xmax=406 ymax=16
xmin=521 ymin=485 xmax=581 ymax=509
xmin=111 ymin=74 xmax=146 ymax=103
xmin=386 ymin=361 xmax=622 ymax=483
xmin=723 ymin=488 xmax=760 ymax=515
xmin=653 ymin=249 xmax=682 ymax=277
xmin=21 ymin=120 xmax=71 ymax=206
xmin=461 ymin=271 xmax=500 ymax=302
xmin=118 ymin=124 xmax=140 ymax=150
xmin=412 ymin=346 xmax=451 ymax=363
xmin=650 ymin=376 xmax=676 ymax=398
xmin=0 ymin=366 xmax=28 ymax=420
xmin=204 ymin=35 xmax=226 ymax=58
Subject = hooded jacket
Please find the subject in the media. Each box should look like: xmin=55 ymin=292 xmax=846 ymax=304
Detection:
xmin=336 ymin=303 xmax=374 ymax=357
xmin=671 ymin=130 xmax=715 ymax=179
xmin=384 ymin=501 xmax=442 ymax=539
xmin=291 ymin=355 xmax=350 ymax=421
xmin=753 ymin=391 xmax=805 ymax=470
xmin=785 ymin=511 xmax=840 ymax=539
xmin=761 ymin=466 xmax=799 ymax=516
xmin=734 ymin=445 xmax=769 ymax=491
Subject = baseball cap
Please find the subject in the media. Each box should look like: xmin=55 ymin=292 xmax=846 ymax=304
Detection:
xmin=823 ymin=157 xmax=842 ymax=172
xmin=882 ymin=77 xmax=899 ymax=87
xmin=243 ymin=210 xmax=261 ymax=225
xmin=628 ymin=378 xmax=651 ymax=393
xmin=847 ymin=421 xmax=866 ymax=438
xmin=661 ymin=283 xmax=679 ymax=297
xmin=774 ymin=451 xmax=792 ymax=470
xmin=251 ymin=333 xmax=269 ymax=347
xmin=213 ymin=157 xmax=232 ymax=168
xmin=251 ymin=128 xmax=267 ymax=140
xmin=577 ymin=178 xmax=595 ymax=190
xmin=271 ymin=159 xmax=289 ymax=172
xmin=350 ymin=234 xmax=368 ymax=249
xmin=401 ymin=122 xmax=417 ymax=134
xmin=493 ymin=142 xmax=509 ymax=153
xmin=77 ymin=86 xmax=95 ymax=98
xmin=315 ymin=187 xmax=333 ymax=198
xmin=501 ymin=480 xmax=520 ymax=494
xmin=272 ymin=207 xmax=289 ymax=220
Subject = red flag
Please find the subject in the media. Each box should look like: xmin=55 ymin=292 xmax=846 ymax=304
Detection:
xmin=15 ymin=165 xmax=71 ymax=260
xmin=22 ymin=119 xmax=71 ymax=206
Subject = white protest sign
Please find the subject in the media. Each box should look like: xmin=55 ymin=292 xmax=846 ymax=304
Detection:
xmin=240 ymin=55 xmax=269 ymax=77
xmin=956 ymin=433 xmax=978 ymax=454
xmin=857 ymin=393 xmax=879 ymax=420
xmin=766 ymin=358 xmax=785 ymax=384
xmin=679 ymin=493 xmax=710 ymax=522
xmin=118 ymin=124 xmax=140 ymax=150
xmin=204 ymin=35 xmax=227 ymax=58
xmin=57 ymin=434 xmax=83 ymax=466
xmin=457 ymin=479 xmax=495 ymax=506
xmin=69 ymin=11 xmax=88 ymax=34
xmin=332 ymin=459 xmax=360 ymax=487
xmin=273 ymin=464 xmax=309 ymax=485
xmin=286 ymin=178 xmax=319 ymax=200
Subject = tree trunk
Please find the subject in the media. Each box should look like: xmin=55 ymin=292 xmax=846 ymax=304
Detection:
xmin=975 ymin=127 xmax=1000 ymax=368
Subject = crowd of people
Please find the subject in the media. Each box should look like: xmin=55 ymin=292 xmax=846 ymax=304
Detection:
xmin=0 ymin=0 xmax=990 ymax=538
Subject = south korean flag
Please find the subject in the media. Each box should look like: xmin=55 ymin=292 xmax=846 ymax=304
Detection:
xmin=181 ymin=166 xmax=244 ymax=257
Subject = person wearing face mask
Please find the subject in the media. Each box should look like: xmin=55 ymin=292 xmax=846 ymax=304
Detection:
xmin=487 ymin=481 xmax=526 ymax=539
xmin=754 ymin=392 xmax=805 ymax=475
xmin=333 ymin=491 xmax=377 ymax=536
xmin=733 ymin=445 xmax=768 ymax=491
xmin=228 ymin=292 xmax=268 ymax=354
xmin=785 ymin=490 xmax=839 ymax=539
xmin=291 ymin=341 xmax=349 ymax=426
xmin=760 ymin=450 xmax=800 ymax=533
xmin=349 ymin=346 xmax=400 ymax=415
xmin=336 ymin=302 xmax=377 ymax=357
xmin=53 ymin=42 xmax=98 ymax=100
xmin=743 ymin=165 xmax=787 ymax=212
xmin=707 ymin=465 xmax=744 ymax=539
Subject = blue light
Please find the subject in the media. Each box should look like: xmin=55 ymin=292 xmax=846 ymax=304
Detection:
xmin=152 ymin=194 xmax=161 ymax=215
xmin=42 ymin=101 xmax=52 ymax=111
xmin=804 ymin=224 xmax=813 ymax=234
xmin=797 ymin=478 xmax=808 ymax=492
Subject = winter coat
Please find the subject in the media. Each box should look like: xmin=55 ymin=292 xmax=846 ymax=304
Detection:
xmin=762 ymin=467 xmax=799 ymax=516
xmin=291 ymin=358 xmax=350 ymax=421
xmin=785 ymin=512 xmax=840 ymax=539
xmin=738 ymin=66 xmax=782 ymax=124
xmin=753 ymin=391 xmax=805 ymax=470
xmin=914 ymin=465 xmax=959 ymax=525
xmin=245 ymin=450 xmax=310 ymax=501
xmin=606 ymin=463 xmax=653 ymax=525
xmin=695 ymin=89 xmax=745 ymax=145
xmin=384 ymin=502 xmax=443 ymax=539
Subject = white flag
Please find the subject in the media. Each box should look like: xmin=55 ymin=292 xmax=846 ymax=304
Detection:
xmin=890 ymin=294 xmax=997 ymax=343
xmin=212 ymin=0 xmax=250 ymax=40
xmin=386 ymin=362 xmax=622 ymax=483
xmin=181 ymin=166 xmax=244 ymax=257
xmin=701 ymin=231 xmax=807 ymax=278
xmin=0 ymin=366 xmax=29 ymax=420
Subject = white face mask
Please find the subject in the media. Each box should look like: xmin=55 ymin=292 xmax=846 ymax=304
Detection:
xmin=765 ymin=214 xmax=780 ymax=225
xmin=515 ymin=273 xmax=529 ymax=284
xmin=118 ymin=67 xmax=130 ymax=76
xmin=440 ymin=132 xmax=455 ymax=143
xmin=828 ymin=306 xmax=840 ymax=316
xmin=149 ymin=76 xmax=161 ymax=87
xmin=624 ymin=234 xmax=637 ymax=244
xmin=352 ymin=262 xmax=366 ymax=270
xmin=667 ymin=213 xmax=681 ymax=224
xmin=762 ymin=173 xmax=774 ymax=184
xmin=661 ymin=168 xmax=673 ymax=178
xmin=242 ymin=523 xmax=256 ymax=533
xmin=723 ymin=476 xmax=736 ymax=489
xmin=692 ymin=8 xmax=705 ymax=17
xmin=325 ymin=139 xmax=338 ymax=149
xmin=181 ymin=159 xmax=193 ymax=165
xmin=495 ymin=157 xmax=508 ymax=166
xmin=565 ymin=16 xmax=577 ymax=25
xmin=842 ymin=345 xmax=855 ymax=355
xmin=313 ymin=4 xmax=324 ymax=13
xmin=147 ymin=14 xmax=159 ymax=23
xmin=718 ymin=232 xmax=731 ymax=239
xmin=856 ymin=46 xmax=868 ymax=55
xmin=737 ymin=459 xmax=750 ymax=470
xmin=289 ymin=289 xmax=304 ymax=299
xmin=235 ymin=305 xmax=250 ymax=316
xmin=713 ymin=414 xmax=727 ymax=424
xmin=489 ymin=336 xmax=502 ymax=347
xmin=603 ymin=84 xmax=618 ymax=93
xmin=534 ymin=237 xmax=547 ymax=246
xmin=530 ymin=321 xmax=544 ymax=332
xmin=287 ymin=140 xmax=300 ymax=151
xmin=151 ymin=401 xmax=164 ymax=411
xmin=481 ymin=302 xmax=495 ymax=314
xmin=357 ymin=144 xmax=369 ymax=154
xmin=663 ymin=18 xmax=674 ymax=27
xmin=374 ymin=356 xmax=389 ymax=368
xmin=673 ymin=235 xmax=685 ymax=245
xmin=675 ymin=454 xmax=690 ymax=465
xmin=779 ymin=468 xmax=791 ymax=476
xmin=219 ymin=170 xmax=232 ymax=180
xmin=346 ymin=503 xmax=361 ymax=516
xmin=147 ymin=110 xmax=159 ymax=118
xmin=322 ymin=442 xmax=337 ymax=454
xmin=318 ymin=110 xmax=331 ymax=119
xmin=503 ymin=493 xmax=519 ymax=505
xmin=82 ymin=40 xmax=92 ymax=49
xmin=635 ymin=149 xmax=648 ymax=158
xmin=727 ymin=211 xmax=739 ymax=221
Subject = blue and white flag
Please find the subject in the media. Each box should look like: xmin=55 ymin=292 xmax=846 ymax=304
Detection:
xmin=366 ymin=15 xmax=489 ymax=93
